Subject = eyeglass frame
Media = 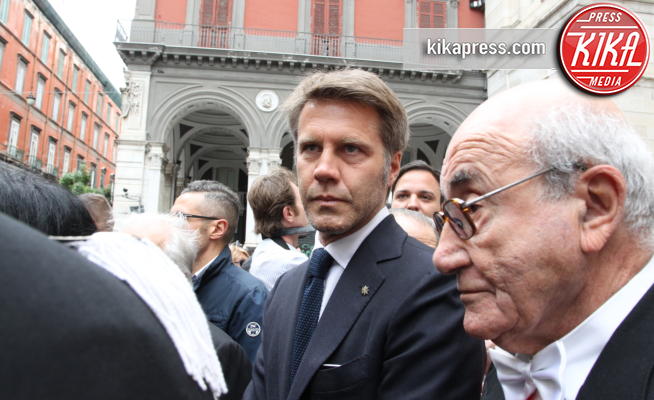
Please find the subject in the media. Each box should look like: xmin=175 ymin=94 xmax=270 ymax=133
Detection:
xmin=433 ymin=167 xmax=558 ymax=240
xmin=171 ymin=211 xmax=222 ymax=221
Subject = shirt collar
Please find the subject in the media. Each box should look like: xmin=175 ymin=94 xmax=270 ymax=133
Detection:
xmin=313 ymin=207 xmax=389 ymax=270
xmin=490 ymin=255 xmax=654 ymax=400
xmin=193 ymin=255 xmax=217 ymax=280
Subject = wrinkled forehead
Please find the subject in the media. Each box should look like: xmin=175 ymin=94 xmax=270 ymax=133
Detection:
xmin=441 ymin=123 xmax=533 ymax=198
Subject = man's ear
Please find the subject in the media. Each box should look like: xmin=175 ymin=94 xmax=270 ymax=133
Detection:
xmin=208 ymin=219 xmax=229 ymax=241
xmin=282 ymin=205 xmax=295 ymax=224
xmin=576 ymin=165 xmax=626 ymax=253
xmin=387 ymin=151 xmax=402 ymax=188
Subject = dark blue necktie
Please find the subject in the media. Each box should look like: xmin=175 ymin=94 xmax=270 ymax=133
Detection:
xmin=290 ymin=248 xmax=334 ymax=383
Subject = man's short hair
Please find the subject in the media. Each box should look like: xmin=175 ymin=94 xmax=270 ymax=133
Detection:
xmin=283 ymin=69 xmax=409 ymax=157
xmin=0 ymin=162 xmax=97 ymax=236
xmin=248 ymin=168 xmax=298 ymax=238
xmin=391 ymin=160 xmax=441 ymax=194
xmin=181 ymin=180 xmax=241 ymax=242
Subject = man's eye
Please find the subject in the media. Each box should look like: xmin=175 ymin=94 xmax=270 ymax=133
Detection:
xmin=394 ymin=193 xmax=408 ymax=200
xmin=302 ymin=144 xmax=320 ymax=153
xmin=420 ymin=194 xmax=435 ymax=201
xmin=343 ymin=144 xmax=360 ymax=154
xmin=467 ymin=204 xmax=482 ymax=213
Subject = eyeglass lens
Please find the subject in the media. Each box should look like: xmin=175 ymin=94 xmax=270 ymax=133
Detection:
xmin=443 ymin=201 xmax=474 ymax=239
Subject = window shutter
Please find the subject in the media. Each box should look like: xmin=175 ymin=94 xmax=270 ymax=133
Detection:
xmin=417 ymin=1 xmax=447 ymax=28
xmin=313 ymin=0 xmax=325 ymax=34
xmin=328 ymin=0 xmax=340 ymax=35
xmin=200 ymin=0 xmax=214 ymax=25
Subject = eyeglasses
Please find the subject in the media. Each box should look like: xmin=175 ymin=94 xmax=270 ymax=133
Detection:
xmin=171 ymin=211 xmax=221 ymax=221
xmin=433 ymin=167 xmax=555 ymax=240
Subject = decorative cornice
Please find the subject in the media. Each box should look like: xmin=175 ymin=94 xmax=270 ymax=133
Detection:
xmin=115 ymin=43 xmax=464 ymax=82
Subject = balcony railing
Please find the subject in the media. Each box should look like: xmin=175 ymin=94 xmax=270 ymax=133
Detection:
xmin=122 ymin=21 xmax=404 ymax=63
xmin=7 ymin=146 xmax=24 ymax=160
xmin=45 ymin=164 xmax=58 ymax=176
xmin=27 ymin=156 xmax=42 ymax=169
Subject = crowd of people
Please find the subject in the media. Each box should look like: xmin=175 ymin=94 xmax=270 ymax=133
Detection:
xmin=1 ymin=68 xmax=652 ymax=400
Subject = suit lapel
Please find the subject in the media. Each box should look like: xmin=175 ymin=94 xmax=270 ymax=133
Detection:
xmin=286 ymin=216 xmax=402 ymax=400
xmin=577 ymin=282 xmax=654 ymax=399
xmin=481 ymin=366 xmax=506 ymax=400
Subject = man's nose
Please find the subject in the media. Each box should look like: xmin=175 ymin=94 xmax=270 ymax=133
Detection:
xmin=433 ymin=224 xmax=471 ymax=275
xmin=407 ymin=195 xmax=420 ymax=211
xmin=313 ymin=148 xmax=339 ymax=183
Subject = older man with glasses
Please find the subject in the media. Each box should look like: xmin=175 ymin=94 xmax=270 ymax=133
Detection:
xmin=171 ymin=180 xmax=268 ymax=363
xmin=433 ymin=79 xmax=654 ymax=400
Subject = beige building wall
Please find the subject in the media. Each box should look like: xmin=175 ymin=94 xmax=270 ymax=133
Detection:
xmin=485 ymin=0 xmax=654 ymax=152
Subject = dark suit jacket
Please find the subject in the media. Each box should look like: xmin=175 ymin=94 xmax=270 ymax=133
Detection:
xmin=208 ymin=324 xmax=252 ymax=400
xmin=0 ymin=213 xmax=213 ymax=400
xmin=245 ymin=215 xmax=485 ymax=400
xmin=482 ymin=282 xmax=654 ymax=400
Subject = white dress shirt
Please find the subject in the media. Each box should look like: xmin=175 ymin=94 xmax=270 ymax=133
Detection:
xmin=312 ymin=207 xmax=389 ymax=318
xmin=250 ymin=238 xmax=308 ymax=290
xmin=489 ymin=255 xmax=654 ymax=400
xmin=193 ymin=255 xmax=217 ymax=280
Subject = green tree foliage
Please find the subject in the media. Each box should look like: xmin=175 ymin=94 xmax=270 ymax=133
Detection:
xmin=60 ymin=169 xmax=111 ymax=202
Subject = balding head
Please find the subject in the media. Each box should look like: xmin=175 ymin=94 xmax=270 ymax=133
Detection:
xmin=443 ymin=79 xmax=624 ymax=191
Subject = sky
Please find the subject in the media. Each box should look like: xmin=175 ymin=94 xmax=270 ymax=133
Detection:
xmin=48 ymin=0 xmax=137 ymax=90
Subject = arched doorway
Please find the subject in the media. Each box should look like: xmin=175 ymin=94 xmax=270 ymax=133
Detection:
xmin=170 ymin=108 xmax=250 ymax=244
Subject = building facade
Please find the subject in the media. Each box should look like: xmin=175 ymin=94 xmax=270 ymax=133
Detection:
xmin=0 ymin=0 xmax=121 ymax=189
xmin=115 ymin=0 xmax=486 ymax=247
xmin=485 ymin=0 xmax=654 ymax=151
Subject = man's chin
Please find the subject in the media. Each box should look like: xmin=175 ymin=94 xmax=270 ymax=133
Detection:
xmin=309 ymin=215 xmax=350 ymax=235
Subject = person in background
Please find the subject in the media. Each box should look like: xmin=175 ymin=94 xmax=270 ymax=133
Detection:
xmin=229 ymin=242 xmax=251 ymax=269
xmin=247 ymin=167 xmax=309 ymax=290
xmin=114 ymin=213 xmax=252 ymax=400
xmin=75 ymin=230 xmax=227 ymax=399
xmin=171 ymin=180 xmax=267 ymax=362
xmin=389 ymin=208 xmax=437 ymax=248
xmin=434 ymin=79 xmax=654 ymax=399
xmin=79 ymin=193 xmax=114 ymax=232
xmin=0 ymin=162 xmax=96 ymax=236
xmin=0 ymin=215 xmax=213 ymax=399
xmin=390 ymin=160 xmax=441 ymax=217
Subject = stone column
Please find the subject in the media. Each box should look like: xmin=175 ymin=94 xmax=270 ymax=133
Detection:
xmin=142 ymin=142 xmax=169 ymax=212
xmin=244 ymin=147 xmax=281 ymax=249
xmin=113 ymin=69 xmax=151 ymax=215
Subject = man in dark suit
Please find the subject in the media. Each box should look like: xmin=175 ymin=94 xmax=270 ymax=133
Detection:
xmin=245 ymin=69 xmax=484 ymax=399
xmin=0 ymin=212 xmax=214 ymax=400
xmin=433 ymin=79 xmax=654 ymax=399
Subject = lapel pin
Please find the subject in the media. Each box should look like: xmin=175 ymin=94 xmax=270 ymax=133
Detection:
xmin=361 ymin=285 xmax=369 ymax=296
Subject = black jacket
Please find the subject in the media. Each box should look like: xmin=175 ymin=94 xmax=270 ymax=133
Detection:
xmin=246 ymin=215 xmax=485 ymax=400
xmin=0 ymin=213 xmax=212 ymax=400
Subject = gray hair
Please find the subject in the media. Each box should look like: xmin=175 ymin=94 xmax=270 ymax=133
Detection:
xmin=182 ymin=180 xmax=241 ymax=242
xmin=528 ymin=105 xmax=654 ymax=244
xmin=114 ymin=213 xmax=199 ymax=278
